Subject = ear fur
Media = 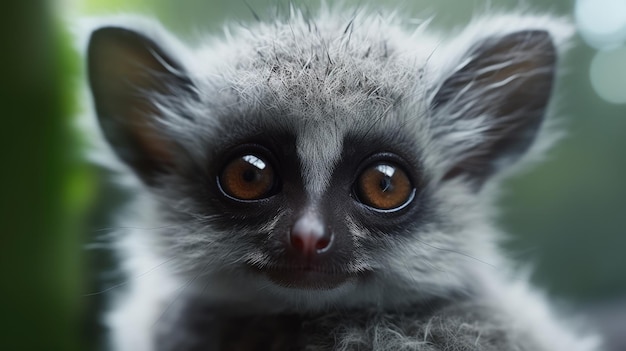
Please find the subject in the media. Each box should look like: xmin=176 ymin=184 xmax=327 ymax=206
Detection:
xmin=87 ymin=22 xmax=196 ymax=185
xmin=429 ymin=16 xmax=571 ymax=189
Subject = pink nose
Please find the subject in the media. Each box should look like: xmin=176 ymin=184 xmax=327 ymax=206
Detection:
xmin=289 ymin=213 xmax=333 ymax=256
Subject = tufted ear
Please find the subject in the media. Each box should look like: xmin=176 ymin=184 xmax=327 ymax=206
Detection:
xmin=431 ymin=30 xmax=557 ymax=189
xmin=87 ymin=25 xmax=196 ymax=185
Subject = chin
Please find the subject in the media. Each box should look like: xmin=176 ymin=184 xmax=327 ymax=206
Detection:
xmin=253 ymin=269 xmax=363 ymax=311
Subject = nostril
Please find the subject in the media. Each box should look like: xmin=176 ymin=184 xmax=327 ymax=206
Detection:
xmin=315 ymin=236 xmax=331 ymax=251
xmin=290 ymin=234 xmax=305 ymax=252
xmin=289 ymin=213 xmax=332 ymax=255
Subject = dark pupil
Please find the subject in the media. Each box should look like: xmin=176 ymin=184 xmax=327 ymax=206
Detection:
xmin=242 ymin=167 xmax=259 ymax=183
xmin=379 ymin=175 xmax=393 ymax=192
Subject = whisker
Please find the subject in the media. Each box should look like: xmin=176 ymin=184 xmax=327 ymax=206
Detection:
xmin=414 ymin=238 xmax=496 ymax=269
xmin=151 ymin=262 xmax=211 ymax=328
xmin=93 ymin=224 xmax=181 ymax=232
xmin=83 ymin=257 xmax=177 ymax=297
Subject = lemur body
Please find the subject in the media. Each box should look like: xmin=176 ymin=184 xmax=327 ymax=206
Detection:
xmin=83 ymin=7 xmax=601 ymax=351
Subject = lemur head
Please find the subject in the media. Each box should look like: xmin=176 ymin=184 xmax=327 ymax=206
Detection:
xmin=86 ymin=11 xmax=570 ymax=311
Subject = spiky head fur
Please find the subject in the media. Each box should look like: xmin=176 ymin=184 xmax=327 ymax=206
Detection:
xmin=81 ymin=7 xmax=600 ymax=351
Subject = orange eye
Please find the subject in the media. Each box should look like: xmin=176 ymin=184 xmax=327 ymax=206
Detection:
xmin=219 ymin=154 xmax=276 ymax=200
xmin=355 ymin=163 xmax=413 ymax=210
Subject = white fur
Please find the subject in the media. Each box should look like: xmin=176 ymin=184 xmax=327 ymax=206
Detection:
xmin=79 ymin=7 xmax=601 ymax=351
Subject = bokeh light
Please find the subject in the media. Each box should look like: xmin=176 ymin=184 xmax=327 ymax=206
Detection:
xmin=575 ymin=0 xmax=626 ymax=50
xmin=590 ymin=46 xmax=626 ymax=104
xmin=575 ymin=0 xmax=626 ymax=105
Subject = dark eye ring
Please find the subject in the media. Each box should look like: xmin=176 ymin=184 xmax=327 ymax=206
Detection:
xmin=354 ymin=161 xmax=415 ymax=211
xmin=218 ymin=152 xmax=278 ymax=201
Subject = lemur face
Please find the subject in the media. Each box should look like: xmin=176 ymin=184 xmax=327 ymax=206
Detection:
xmin=88 ymin=13 xmax=559 ymax=308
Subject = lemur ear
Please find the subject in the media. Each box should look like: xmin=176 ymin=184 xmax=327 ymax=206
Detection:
xmin=88 ymin=26 xmax=195 ymax=185
xmin=431 ymin=30 xmax=557 ymax=188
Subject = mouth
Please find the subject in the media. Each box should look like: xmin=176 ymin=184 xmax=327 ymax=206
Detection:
xmin=258 ymin=266 xmax=353 ymax=290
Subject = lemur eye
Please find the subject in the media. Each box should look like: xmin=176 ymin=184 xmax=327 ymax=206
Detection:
xmin=355 ymin=162 xmax=414 ymax=211
xmin=219 ymin=154 xmax=277 ymax=200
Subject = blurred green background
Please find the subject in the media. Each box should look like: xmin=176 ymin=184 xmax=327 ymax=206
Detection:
xmin=3 ymin=0 xmax=625 ymax=350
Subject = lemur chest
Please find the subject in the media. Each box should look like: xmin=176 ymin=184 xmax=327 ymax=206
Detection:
xmin=155 ymin=307 xmax=318 ymax=351
xmin=152 ymin=298 xmax=453 ymax=351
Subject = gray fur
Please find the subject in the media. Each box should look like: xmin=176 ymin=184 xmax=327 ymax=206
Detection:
xmin=81 ymin=7 xmax=602 ymax=351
